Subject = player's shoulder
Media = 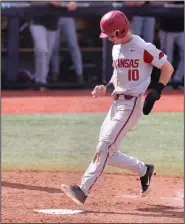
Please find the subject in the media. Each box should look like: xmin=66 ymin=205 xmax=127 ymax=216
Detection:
xmin=132 ymin=35 xmax=149 ymax=49
xmin=145 ymin=42 xmax=158 ymax=52
xmin=133 ymin=35 xmax=158 ymax=52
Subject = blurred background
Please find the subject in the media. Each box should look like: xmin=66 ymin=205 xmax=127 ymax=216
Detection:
xmin=1 ymin=1 xmax=184 ymax=91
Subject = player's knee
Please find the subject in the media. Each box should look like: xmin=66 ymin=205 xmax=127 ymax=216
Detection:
xmin=179 ymin=49 xmax=184 ymax=59
xmin=96 ymin=141 xmax=111 ymax=154
xmin=35 ymin=47 xmax=49 ymax=58
xmin=92 ymin=141 xmax=110 ymax=163
xmin=69 ymin=42 xmax=80 ymax=52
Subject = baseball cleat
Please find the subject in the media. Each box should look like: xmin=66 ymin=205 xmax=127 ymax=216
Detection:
xmin=61 ymin=184 xmax=87 ymax=206
xmin=140 ymin=164 xmax=154 ymax=197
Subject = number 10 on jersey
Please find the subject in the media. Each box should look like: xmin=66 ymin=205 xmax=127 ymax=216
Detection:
xmin=128 ymin=69 xmax=139 ymax=81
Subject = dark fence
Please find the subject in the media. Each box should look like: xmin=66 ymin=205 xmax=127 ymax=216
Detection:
xmin=1 ymin=1 xmax=184 ymax=89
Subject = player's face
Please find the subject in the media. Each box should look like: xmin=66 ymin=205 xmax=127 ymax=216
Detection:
xmin=107 ymin=31 xmax=122 ymax=44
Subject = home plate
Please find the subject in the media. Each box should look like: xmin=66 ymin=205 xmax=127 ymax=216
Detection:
xmin=33 ymin=209 xmax=85 ymax=215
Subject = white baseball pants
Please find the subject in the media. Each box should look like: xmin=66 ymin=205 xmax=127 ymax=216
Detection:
xmin=80 ymin=96 xmax=147 ymax=196
xmin=30 ymin=23 xmax=57 ymax=84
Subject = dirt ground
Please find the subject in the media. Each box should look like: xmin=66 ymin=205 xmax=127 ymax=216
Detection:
xmin=1 ymin=89 xmax=184 ymax=113
xmin=2 ymin=90 xmax=184 ymax=223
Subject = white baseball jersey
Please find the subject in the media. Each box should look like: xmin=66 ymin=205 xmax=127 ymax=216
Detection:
xmin=111 ymin=35 xmax=167 ymax=97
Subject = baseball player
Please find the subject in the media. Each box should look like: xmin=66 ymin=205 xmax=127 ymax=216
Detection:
xmin=51 ymin=2 xmax=84 ymax=84
xmin=159 ymin=1 xmax=184 ymax=89
xmin=61 ymin=10 xmax=174 ymax=205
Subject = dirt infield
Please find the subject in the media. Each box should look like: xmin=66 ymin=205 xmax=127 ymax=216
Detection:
xmin=2 ymin=90 xmax=184 ymax=223
xmin=2 ymin=172 xmax=184 ymax=223
xmin=1 ymin=89 xmax=184 ymax=113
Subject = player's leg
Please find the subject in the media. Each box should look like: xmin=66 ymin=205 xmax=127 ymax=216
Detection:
xmin=80 ymin=97 xmax=144 ymax=192
xmin=61 ymin=17 xmax=83 ymax=83
xmin=46 ymin=29 xmax=58 ymax=80
xmin=29 ymin=23 xmax=48 ymax=85
xmin=143 ymin=17 xmax=155 ymax=43
xmin=107 ymin=151 xmax=154 ymax=196
xmin=106 ymin=97 xmax=154 ymax=196
xmin=105 ymin=97 xmax=146 ymax=176
xmin=107 ymin=151 xmax=146 ymax=176
xmin=159 ymin=30 xmax=167 ymax=53
xmin=172 ymin=32 xmax=184 ymax=85
xmin=61 ymin=104 xmax=114 ymax=205
xmin=163 ymin=32 xmax=175 ymax=85
xmin=61 ymin=97 xmax=149 ymax=205
xmin=130 ymin=16 xmax=144 ymax=36
xmin=50 ymin=19 xmax=61 ymax=82
xmin=164 ymin=32 xmax=175 ymax=65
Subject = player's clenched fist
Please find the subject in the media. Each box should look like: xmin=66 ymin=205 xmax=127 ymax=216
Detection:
xmin=91 ymin=85 xmax=106 ymax=97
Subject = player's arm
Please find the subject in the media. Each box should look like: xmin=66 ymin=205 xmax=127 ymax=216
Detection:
xmin=142 ymin=44 xmax=174 ymax=115
xmin=92 ymin=46 xmax=116 ymax=98
xmin=105 ymin=71 xmax=115 ymax=90
xmin=159 ymin=60 xmax=174 ymax=85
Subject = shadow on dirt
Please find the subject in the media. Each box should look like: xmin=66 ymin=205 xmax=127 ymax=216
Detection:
xmin=82 ymin=204 xmax=183 ymax=219
xmin=2 ymin=181 xmax=61 ymax=193
xmin=136 ymin=204 xmax=184 ymax=218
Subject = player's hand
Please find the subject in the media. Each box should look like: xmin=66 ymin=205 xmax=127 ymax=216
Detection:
xmin=143 ymin=89 xmax=161 ymax=115
xmin=67 ymin=1 xmax=77 ymax=11
xmin=91 ymin=85 xmax=106 ymax=98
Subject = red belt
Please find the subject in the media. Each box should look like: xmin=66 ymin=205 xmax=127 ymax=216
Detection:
xmin=113 ymin=94 xmax=134 ymax=100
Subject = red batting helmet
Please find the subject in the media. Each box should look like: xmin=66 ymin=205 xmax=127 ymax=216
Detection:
xmin=99 ymin=10 xmax=129 ymax=39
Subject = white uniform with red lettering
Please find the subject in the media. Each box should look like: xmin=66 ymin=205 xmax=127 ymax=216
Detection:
xmin=80 ymin=35 xmax=167 ymax=196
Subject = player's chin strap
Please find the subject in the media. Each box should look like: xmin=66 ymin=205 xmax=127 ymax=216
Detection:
xmin=143 ymin=82 xmax=165 ymax=115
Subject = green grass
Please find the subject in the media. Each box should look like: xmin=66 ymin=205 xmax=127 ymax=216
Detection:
xmin=2 ymin=113 xmax=184 ymax=176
